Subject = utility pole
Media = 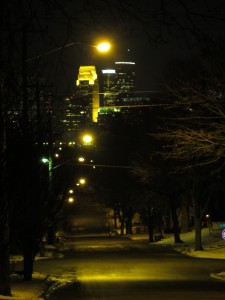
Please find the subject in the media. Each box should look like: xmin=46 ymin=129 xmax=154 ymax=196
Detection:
xmin=0 ymin=76 xmax=11 ymax=296
xmin=22 ymin=22 xmax=29 ymax=138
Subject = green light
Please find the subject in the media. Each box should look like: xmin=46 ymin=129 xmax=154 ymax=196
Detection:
xmin=41 ymin=158 xmax=49 ymax=164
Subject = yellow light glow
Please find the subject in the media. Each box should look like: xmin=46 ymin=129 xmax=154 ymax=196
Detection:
xmin=78 ymin=157 xmax=85 ymax=162
xmin=68 ymin=189 xmax=74 ymax=194
xmin=78 ymin=272 xmax=179 ymax=281
xmin=82 ymin=134 xmax=93 ymax=144
xmin=79 ymin=178 xmax=86 ymax=185
xmin=68 ymin=197 xmax=74 ymax=203
xmin=96 ymin=42 xmax=111 ymax=53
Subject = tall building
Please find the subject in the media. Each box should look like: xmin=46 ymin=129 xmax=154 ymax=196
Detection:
xmin=101 ymin=69 xmax=117 ymax=106
xmin=114 ymin=61 xmax=136 ymax=95
xmin=101 ymin=61 xmax=136 ymax=107
xmin=58 ymin=94 xmax=89 ymax=143
xmin=76 ymin=65 xmax=99 ymax=123
xmin=57 ymin=66 xmax=99 ymax=143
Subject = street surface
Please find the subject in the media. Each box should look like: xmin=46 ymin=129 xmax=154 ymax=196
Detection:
xmin=34 ymin=235 xmax=225 ymax=299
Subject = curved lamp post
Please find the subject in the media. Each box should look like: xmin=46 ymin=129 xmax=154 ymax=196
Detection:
xmin=26 ymin=41 xmax=111 ymax=62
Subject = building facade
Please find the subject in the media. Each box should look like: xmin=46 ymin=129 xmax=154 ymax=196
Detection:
xmin=101 ymin=61 xmax=136 ymax=107
xmin=76 ymin=65 xmax=100 ymax=123
xmin=114 ymin=61 xmax=136 ymax=95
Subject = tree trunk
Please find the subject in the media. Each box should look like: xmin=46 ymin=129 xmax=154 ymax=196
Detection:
xmin=148 ymin=222 xmax=154 ymax=243
xmin=193 ymin=197 xmax=203 ymax=251
xmin=181 ymin=193 xmax=190 ymax=233
xmin=189 ymin=176 xmax=203 ymax=251
xmin=120 ymin=212 xmax=125 ymax=235
xmin=126 ymin=207 xmax=133 ymax=234
xmin=147 ymin=205 xmax=154 ymax=243
xmin=0 ymin=208 xmax=11 ymax=296
xmin=113 ymin=207 xmax=118 ymax=228
xmin=47 ymin=225 xmax=55 ymax=245
xmin=0 ymin=78 xmax=11 ymax=296
xmin=23 ymin=245 xmax=34 ymax=281
xmin=170 ymin=197 xmax=183 ymax=244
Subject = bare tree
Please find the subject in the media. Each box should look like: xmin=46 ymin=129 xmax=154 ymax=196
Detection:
xmin=161 ymin=49 xmax=225 ymax=169
xmin=155 ymin=48 xmax=225 ymax=250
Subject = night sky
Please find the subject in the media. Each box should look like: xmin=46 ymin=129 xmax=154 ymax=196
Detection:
xmin=4 ymin=0 xmax=225 ymax=94
xmin=49 ymin=0 xmax=225 ymax=93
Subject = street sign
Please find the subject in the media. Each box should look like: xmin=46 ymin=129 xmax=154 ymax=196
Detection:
xmin=222 ymin=229 xmax=225 ymax=240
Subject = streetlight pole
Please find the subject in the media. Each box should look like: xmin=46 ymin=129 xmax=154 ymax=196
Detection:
xmin=25 ymin=41 xmax=111 ymax=62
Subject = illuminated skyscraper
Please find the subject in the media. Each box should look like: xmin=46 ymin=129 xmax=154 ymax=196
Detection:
xmin=76 ymin=65 xmax=99 ymax=123
xmin=114 ymin=61 xmax=135 ymax=95
xmin=101 ymin=61 xmax=136 ymax=107
xmin=101 ymin=69 xmax=117 ymax=106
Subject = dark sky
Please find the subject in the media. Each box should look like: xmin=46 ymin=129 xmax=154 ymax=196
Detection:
xmin=41 ymin=0 xmax=225 ymax=94
xmin=42 ymin=30 xmax=196 ymax=94
xmin=5 ymin=0 xmax=225 ymax=94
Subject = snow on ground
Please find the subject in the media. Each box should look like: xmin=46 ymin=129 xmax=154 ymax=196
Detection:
xmin=1 ymin=228 xmax=225 ymax=300
xmin=132 ymin=227 xmax=225 ymax=281
xmin=159 ymin=227 xmax=225 ymax=260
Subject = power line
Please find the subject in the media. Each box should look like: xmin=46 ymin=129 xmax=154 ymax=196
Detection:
xmin=54 ymin=162 xmax=135 ymax=169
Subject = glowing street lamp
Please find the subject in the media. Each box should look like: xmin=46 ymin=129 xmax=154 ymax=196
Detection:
xmin=68 ymin=197 xmax=74 ymax=204
xmin=96 ymin=42 xmax=111 ymax=53
xmin=79 ymin=178 xmax=86 ymax=185
xmin=41 ymin=157 xmax=53 ymax=181
xmin=82 ymin=134 xmax=93 ymax=145
xmin=78 ymin=156 xmax=85 ymax=162
xmin=41 ymin=157 xmax=49 ymax=164
xmin=76 ymin=178 xmax=86 ymax=186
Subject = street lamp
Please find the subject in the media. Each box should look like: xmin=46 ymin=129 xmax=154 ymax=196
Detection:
xmin=41 ymin=158 xmax=49 ymax=164
xmin=26 ymin=41 xmax=111 ymax=62
xmin=78 ymin=156 xmax=85 ymax=162
xmin=68 ymin=197 xmax=74 ymax=204
xmin=76 ymin=178 xmax=86 ymax=186
xmin=41 ymin=157 xmax=53 ymax=182
xmin=96 ymin=42 xmax=111 ymax=53
xmin=82 ymin=134 xmax=93 ymax=145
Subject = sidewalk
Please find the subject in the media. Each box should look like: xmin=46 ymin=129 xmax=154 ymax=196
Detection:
xmin=130 ymin=228 xmax=225 ymax=259
xmin=0 ymin=245 xmax=62 ymax=300
xmin=0 ymin=273 xmax=47 ymax=300
xmin=130 ymin=228 xmax=225 ymax=280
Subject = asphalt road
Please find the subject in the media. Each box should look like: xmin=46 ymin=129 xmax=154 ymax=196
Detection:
xmin=34 ymin=235 xmax=225 ymax=299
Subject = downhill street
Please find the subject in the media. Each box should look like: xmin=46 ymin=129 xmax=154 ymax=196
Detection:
xmin=32 ymin=235 xmax=225 ymax=299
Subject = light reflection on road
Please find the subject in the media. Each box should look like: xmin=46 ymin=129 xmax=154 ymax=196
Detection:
xmin=36 ymin=237 xmax=225 ymax=299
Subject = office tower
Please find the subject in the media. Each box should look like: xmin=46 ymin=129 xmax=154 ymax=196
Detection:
xmin=58 ymin=94 xmax=88 ymax=143
xmin=114 ymin=61 xmax=136 ymax=96
xmin=76 ymin=65 xmax=100 ymax=123
xmin=101 ymin=61 xmax=136 ymax=107
xmin=101 ymin=69 xmax=117 ymax=106
xmin=58 ymin=66 xmax=99 ymax=142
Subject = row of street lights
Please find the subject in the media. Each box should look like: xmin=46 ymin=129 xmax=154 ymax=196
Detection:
xmin=37 ymin=40 xmax=109 ymax=243
xmin=67 ymin=177 xmax=86 ymax=204
xmin=41 ymin=132 xmax=92 ymax=207
xmin=41 ymin=132 xmax=94 ymax=168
